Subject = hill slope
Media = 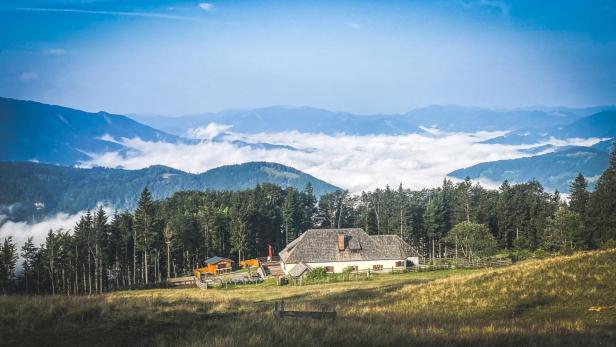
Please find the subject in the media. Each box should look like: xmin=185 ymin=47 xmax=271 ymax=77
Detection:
xmin=2 ymin=249 xmax=614 ymax=346
xmin=0 ymin=161 xmax=339 ymax=221
xmin=448 ymin=146 xmax=610 ymax=191
xmin=0 ymin=97 xmax=181 ymax=165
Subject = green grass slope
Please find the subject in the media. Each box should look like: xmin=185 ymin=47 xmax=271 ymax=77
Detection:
xmin=1 ymin=249 xmax=614 ymax=346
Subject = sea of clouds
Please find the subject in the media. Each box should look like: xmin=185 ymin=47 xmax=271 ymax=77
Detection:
xmin=82 ymin=127 xmax=600 ymax=193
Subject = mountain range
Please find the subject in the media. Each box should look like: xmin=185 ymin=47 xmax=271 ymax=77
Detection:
xmin=0 ymin=161 xmax=339 ymax=222
xmin=132 ymin=106 xmax=422 ymax=136
xmin=132 ymin=105 xmax=616 ymax=136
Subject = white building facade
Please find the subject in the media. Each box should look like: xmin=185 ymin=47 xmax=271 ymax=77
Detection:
xmin=279 ymin=228 xmax=420 ymax=276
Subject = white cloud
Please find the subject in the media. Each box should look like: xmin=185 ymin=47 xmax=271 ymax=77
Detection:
xmin=198 ymin=3 xmax=214 ymax=11
xmin=14 ymin=7 xmax=199 ymax=22
xmin=43 ymin=48 xmax=67 ymax=56
xmin=19 ymin=72 xmax=38 ymax=81
xmin=0 ymin=206 xmax=114 ymax=268
xmin=81 ymin=128 xmax=539 ymax=193
xmin=0 ymin=212 xmax=82 ymax=251
xmin=185 ymin=123 xmax=232 ymax=140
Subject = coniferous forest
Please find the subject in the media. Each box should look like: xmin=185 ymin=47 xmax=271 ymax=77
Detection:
xmin=1 ymin=143 xmax=615 ymax=296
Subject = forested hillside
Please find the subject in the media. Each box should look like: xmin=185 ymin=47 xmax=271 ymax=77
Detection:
xmin=448 ymin=146 xmax=611 ymax=191
xmin=0 ymin=161 xmax=339 ymax=221
xmin=2 ymin=142 xmax=615 ymax=295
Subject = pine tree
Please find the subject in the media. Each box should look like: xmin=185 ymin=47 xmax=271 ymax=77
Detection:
xmin=93 ymin=205 xmax=107 ymax=293
xmin=569 ymin=173 xmax=589 ymax=216
xmin=300 ymin=183 xmax=317 ymax=232
xmin=282 ymin=188 xmax=298 ymax=245
xmin=134 ymin=187 xmax=154 ymax=284
xmin=44 ymin=230 xmax=57 ymax=295
xmin=586 ymin=141 xmax=616 ymax=245
xmin=423 ymin=198 xmax=439 ymax=260
xmin=496 ymin=180 xmax=514 ymax=248
xmin=20 ymin=237 xmax=38 ymax=293
xmin=229 ymin=198 xmax=249 ymax=262
xmin=0 ymin=236 xmax=18 ymax=293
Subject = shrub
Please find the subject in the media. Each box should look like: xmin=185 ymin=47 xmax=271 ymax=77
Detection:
xmin=305 ymin=267 xmax=327 ymax=281
xmin=598 ymin=239 xmax=616 ymax=249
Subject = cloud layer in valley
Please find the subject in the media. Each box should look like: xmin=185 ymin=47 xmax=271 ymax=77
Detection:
xmin=0 ymin=206 xmax=113 ymax=267
xmin=81 ymin=128 xmax=603 ymax=193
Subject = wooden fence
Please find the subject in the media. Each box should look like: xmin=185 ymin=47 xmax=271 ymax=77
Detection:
xmin=273 ymin=301 xmax=336 ymax=321
xmin=415 ymin=257 xmax=513 ymax=270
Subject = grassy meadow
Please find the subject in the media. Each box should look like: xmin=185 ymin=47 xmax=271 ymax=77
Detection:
xmin=1 ymin=249 xmax=615 ymax=347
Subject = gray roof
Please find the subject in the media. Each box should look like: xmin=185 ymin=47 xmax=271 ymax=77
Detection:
xmin=288 ymin=261 xmax=312 ymax=278
xmin=205 ymin=256 xmax=233 ymax=264
xmin=279 ymin=228 xmax=419 ymax=264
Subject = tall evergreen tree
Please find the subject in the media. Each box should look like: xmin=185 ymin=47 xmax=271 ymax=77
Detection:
xmin=282 ymin=188 xmax=299 ymax=245
xmin=134 ymin=187 xmax=155 ymax=284
xmin=20 ymin=237 xmax=38 ymax=293
xmin=569 ymin=173 xmax=589 ymax=216
xmin=0 ymin=236 xmax=18 ymax=293
xmin=496 ymin=180 xmax=514 ymax=248
xmin=93 ymin=205 xmax=107 ymax=293
xmin=586 ymin=142 xmax=616 ymax=245
xmin=300 ymin=183 xmax=318 ymax=233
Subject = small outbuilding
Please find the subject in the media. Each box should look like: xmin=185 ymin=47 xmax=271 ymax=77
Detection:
xmin=194 ymin=256 xmax=234 ymax=278
xmin=287 ymin=261 xmax=312 ymax=278
xmin=279 ymin=228 xmax=419 ymax=275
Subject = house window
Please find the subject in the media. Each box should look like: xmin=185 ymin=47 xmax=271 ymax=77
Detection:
xmin=395 ymin=261 xmax=405 ymax=267
xmin=373 ymin=264 xmax=383 ymax=271
xmin=350 ymin=265 xmax=358 ymax=271
xmin=324 ymin=266 xmax=334 ymax=273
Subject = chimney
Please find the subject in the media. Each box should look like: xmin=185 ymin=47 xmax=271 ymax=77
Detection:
xmin=338 ymin=233 xmax=345 ymax=251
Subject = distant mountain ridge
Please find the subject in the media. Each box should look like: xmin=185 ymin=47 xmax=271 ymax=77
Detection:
xmin=0 ymin=161 xmax=340 ymax=222
xmin=0 ymin=97 xmax=182 ymax=165
xmin=133 ymin=106 xmax=423 ymax=136
xmin=483 ymin=110 xmax=616 ymax=145
xmin=134 ymin=104 xmax=616 ymax=136
xmin=448 ymin=144 xmax=614 ymax=192
xmin=404 ymin=105 xmax=588 ymax=132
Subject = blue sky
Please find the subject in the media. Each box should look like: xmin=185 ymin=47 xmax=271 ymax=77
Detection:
xmin=0 ymin=0 xmax=615 ymax=115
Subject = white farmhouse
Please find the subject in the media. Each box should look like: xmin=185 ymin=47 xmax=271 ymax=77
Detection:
xmin=279 ymin=228 xmax=420 ymax=276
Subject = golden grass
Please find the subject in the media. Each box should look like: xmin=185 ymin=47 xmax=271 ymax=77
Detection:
xmin=1 ymin=250 xmax=615 ymax=346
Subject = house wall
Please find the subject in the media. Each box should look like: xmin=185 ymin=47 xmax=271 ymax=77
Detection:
xmin=282 ymin=257 xmax=419 ymax=275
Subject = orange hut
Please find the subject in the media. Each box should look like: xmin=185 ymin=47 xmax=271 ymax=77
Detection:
xmin=194 ymin=256 xmax=234 ymax=278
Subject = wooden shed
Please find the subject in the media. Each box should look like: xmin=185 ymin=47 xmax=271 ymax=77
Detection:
xmin=194 ymin=256 xmax=234 ymax=278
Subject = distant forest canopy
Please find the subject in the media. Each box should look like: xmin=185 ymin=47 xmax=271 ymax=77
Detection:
xmin=1 ymin=143 xmax=615 ymax=295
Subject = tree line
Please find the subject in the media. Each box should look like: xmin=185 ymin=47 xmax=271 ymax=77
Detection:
xmin=1 ymin=143 xmax=615 ymax=295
